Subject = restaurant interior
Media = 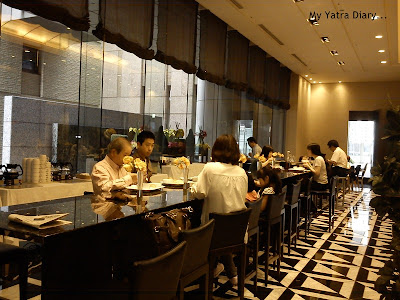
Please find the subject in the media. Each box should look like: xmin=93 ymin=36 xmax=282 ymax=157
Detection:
xmin=0 ymin=0 xmax=399 ymax=299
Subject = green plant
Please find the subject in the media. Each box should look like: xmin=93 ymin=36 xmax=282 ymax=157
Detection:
xmin=370 ymin=104 xmax=400 ymax=298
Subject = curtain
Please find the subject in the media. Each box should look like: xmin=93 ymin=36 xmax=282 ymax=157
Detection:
xmin=247 ymin=46 xmax=266 ymax=99
xmin=93 ymin=0 xmax=154 ymax=60
xmin=225 ymin=30 xmax=248 ymax=91
xmin=197 ymin=10 xmax=227 ymax=86
xmin=265 ymin=57 xmax=280 ymax=106
xmin=278 ymin=67 xmax=291 ymax=109
xmin=154 ymin=0 xmax=197 ymax=74
xmin=2 ymin=0 xmax=90 ymax=31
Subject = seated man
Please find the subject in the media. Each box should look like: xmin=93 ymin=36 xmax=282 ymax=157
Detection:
xmin=247 ymin=137 xmax=262 ymax=158
xmin=91 ymin=138 xmax=137 ymax=217
xmin=327 ymin=139 xmax=349 ymax=177
xmin=132 ymin=131 xmax=155 ymax=182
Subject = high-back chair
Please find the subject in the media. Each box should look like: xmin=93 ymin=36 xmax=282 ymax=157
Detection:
xmin=285 ymin=180 xmax=302 ymax=254
xmin=357 ymin=163 xmax=368 ymax=190
xmin=129 ymin=241 xmax=187 ymax=300
xmin=178 ymin=220 xmax=215 ymax=299
xmin=245 ymin=198 xmax=263 ymax=291
xmin=208 ymin=208 xmax=252 ymax=300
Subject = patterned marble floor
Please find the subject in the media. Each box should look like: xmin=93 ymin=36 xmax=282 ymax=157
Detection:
xmin=213 ymin=188 xmax=392 ymax=300
xmin=0 ymin=188 xmax=392 ymax=299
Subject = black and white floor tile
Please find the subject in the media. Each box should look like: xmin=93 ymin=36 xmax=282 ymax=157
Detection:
xmin=213 ymin=188 xmax=392 ymax=300
xmin=0 ymin=188 xmax=392 ymax=299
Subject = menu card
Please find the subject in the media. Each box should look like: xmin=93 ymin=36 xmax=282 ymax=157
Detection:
xmin=8 ymin=213 xmax=71 ymax=229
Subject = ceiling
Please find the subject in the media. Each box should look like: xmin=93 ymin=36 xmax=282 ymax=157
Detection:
xmin=196 ymin=0 xmax=400 ymax=84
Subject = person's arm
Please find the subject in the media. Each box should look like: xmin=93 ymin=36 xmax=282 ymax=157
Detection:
xmin=304 ymin=160 xmax=321 ymax=177
xmin=261 ymin=195 xmax=269 ymax=211
xmin=190 ymin=167 xmax=208 ymax=199
xmin=329 ymin=150 xmax=339 ymax=166
xmin=92 ymin=165 xmax=135 ymax=194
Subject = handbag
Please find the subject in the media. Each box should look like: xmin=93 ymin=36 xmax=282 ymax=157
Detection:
xmin=143 ymin=207 xmax=193 ymax=255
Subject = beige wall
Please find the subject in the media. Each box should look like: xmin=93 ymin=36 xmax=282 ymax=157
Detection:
xmin=286 ymin=76 xmax=400 ymax=161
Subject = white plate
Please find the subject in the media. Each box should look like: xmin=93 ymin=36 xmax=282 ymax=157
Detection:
xmin=289 ymin=167 xmax=305 ymax=171
xmin=162 ymin=179 xmax=184 ymax=186
xmin=127 ymin=183 xmax=163 ymax=191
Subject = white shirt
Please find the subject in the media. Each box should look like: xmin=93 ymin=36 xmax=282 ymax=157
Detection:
xmin=313 ymin=156 xmax=328 ymax=184
xmin=331 ymin=147 xmax=348 ymax=169
xmin=252 ymin=144 xmax=262 ymax=156
xmin=191 ymin=162 xmax=248 ymax=224
xmin=91 ymin=155 xmax=133 ymax=201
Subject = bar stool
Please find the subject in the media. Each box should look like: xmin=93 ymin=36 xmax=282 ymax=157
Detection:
xmin=178 ymin=220 xmax=215 ymax=299
xmin=208 ymin=208 xmax=252 ymax=300
xmin=245 ymin=198 xmax=263 ymax=291
xmin=0 ymin=243 xmax=29 ymax=300
xmin=299 ymin=178 xmax=312 ymax=239
xmin=285 ymin=180 xmax=302 ymax=254
xmin=336 ymin=175 xmax=349 ymax=206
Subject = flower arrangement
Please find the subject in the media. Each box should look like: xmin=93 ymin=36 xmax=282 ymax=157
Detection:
xmin=196 ymin=143 xmax=211 ymax=150
xmin=199 ymin=129 xmax=207 ymax=140
xmin=173 ymin=157 xmax=190 ymax=170
xmin=239 ymin=153 xmax=247 ymax=163
xmin=273 ymin=152 xmax=285 ymax=158
xmin=134 ymin=158 xmax=147 ymax=172
xmin=129 ymin=127 xmax=142 ymax=134
xmin=123 ymin=156 xmax=134 ymax=172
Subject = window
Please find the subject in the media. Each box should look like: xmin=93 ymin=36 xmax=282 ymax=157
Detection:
xmin=22 ymin=46 xmax=39 ymax=74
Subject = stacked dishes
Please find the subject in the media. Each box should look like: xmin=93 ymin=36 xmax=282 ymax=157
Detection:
xmin=31 ymin=158 xmax=40 ymax=183
xmin=22 ymin=155 xmax=52 ymax=183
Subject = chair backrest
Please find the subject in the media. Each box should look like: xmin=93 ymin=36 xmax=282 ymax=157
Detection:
xmin=330 ymin=176 xmax=338 ymax=199
xmin=361 ymin=163 xmax=368 ymax=177
xmin=266 ymin=190 xmax=287 ymax=220
xmin=305 ymin=177 xmax=313 ymax=197
xmin=355 ymin=165 xmax=361 ymax=176
xmin=179 ymin=220 xmax=215 ymax=277
xmin=289 ymin=180 xmax=302 ymax=205
xmin=209 ymin=208 xmax=252 ymax=250
xmin=246 ymin=198 xmax=263 ymax=230
xmin=129 ymin=241 xmax=187 ymax=300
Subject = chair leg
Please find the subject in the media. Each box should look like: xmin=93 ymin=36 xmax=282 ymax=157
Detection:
xmin=208 ymin=256 xmax=216 ymax=300
xmin=265 ymin=225 xmax=270 ymax=286
xmin=288 ymin=209 xmax=292 ymax=255
xmin=202 ymin=271 xmax=209 ymax=300
xmin=178 ymin=281 xmax=184 ymax=300
xmin=277 ymin=222 xmax=281 ymax=279
xmin=294 ymin=207 xmax=298 ymax=249
xmin=238 ymin=248 xmax=246 ymax=300
xmin=19 ymin=259 xmax=28 ymax=300
xmin=254 ymin=232 xmax=259 ymax=292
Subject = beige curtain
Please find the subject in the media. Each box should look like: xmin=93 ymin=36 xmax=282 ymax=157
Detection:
xmin=155 ymin=0 xmax=198 ymax=74
xmin=2 ymin=0 xmax=90 ymax=31
xmin=93 ymin=0 xmax=155 ymax=60
xmin=197 ymin=10 xmax=227 ymax=85
xmin=225 ymin=30 xmax=249 ymax=91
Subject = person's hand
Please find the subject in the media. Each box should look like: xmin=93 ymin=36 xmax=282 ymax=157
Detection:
xmin=130 ymin=173 xmax=138 ymax=184
xmin=248 ymin=152 xmax=252 ymax=157
xmin=303 ymin=162 xmax=311 ymax=169
xmin=254 ymin=179 xmax=261 ymax=187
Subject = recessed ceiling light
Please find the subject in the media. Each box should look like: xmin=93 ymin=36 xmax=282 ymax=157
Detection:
xmin=11 ymin=55 xmax=15 ymax=58
xmin=319 ymin=82 xmax=322 ymax=83
xmin=67 ymin=27 xmax=71 ymax=30
xmin=29 ymin=59 xmax=32 ymax=62
xmin=330 ymin=50 xmax=339 ymax=56
xmin=381 ymin=60 xmax=387 ymax=64
xmin=378 ymin=49 xmax=385 ymax=53
xmin=313 ymin=81 xmax=316 ymax=83
xmin=375 ymin=35 xmax=383 ymax=39
xmin=337 ymin=61 xmax=345 ymax=65
xmin=321 ymin=37 xmax=330 ymax=43
xmin=305 ymin=75 xmax=308 ymax=77
xmin=308 ymin=18 xmax=319 ymax=26
xmin=43 ymin=62 xmax=46 ymax=65
xmin=24 ymin=50 xmax=30 ymax=53
xmin=338 ymin=81 xmax=342 ymax=83
xmin=309 ymin=78 xmax=312 ymax=80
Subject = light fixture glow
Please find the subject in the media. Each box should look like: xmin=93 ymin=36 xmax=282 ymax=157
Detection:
xmin=337 ymin=61 xmax=345 ymax=65
xmin=338 ymin=81 xmax=342 ymax=83
xmin=313 ymin=81 xmax=316 ymax=83
xmin=381 ymin=60 xmax=387 ymax=64
xmin=375 ymin=35 xmax=383 ymax=39
xmin=319 ymin=82 xmax=322 ymax=83
xmin=378 ymin=49 xmax=385 ymax=53
xmin=309 ymin=78 xmax=312 ymax=80
xmin=330 ymin=50 xmax=339 ymax=56
xmin=305 ymin=75 xmax=308 ymax=77
xmin=321 ymin=37 xmax=330 ymax=43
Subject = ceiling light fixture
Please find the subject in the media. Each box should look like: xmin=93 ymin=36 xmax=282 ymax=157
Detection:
xmin=293 ymin=0 xmax=304 ymax=2
xmin=24 ymin=50 xmax=30 ymax=53
xmin=375 ymin=35 xmax=383 ymax=39
xmin=308 ymin=18 xmax=319 ymax=26
xmin=338 ymin=81 xmax=342 ymax=83
xmin=319 ymin=82 xmax=322 ymax=83
xmin=321 ymin=37 xmax=330 ymax=43
xmin=378 ymin=49 xmax=385 ymax=53
xmin=309 ymin=78 xmax=312 ymax=80
xmin=337 ymin=61 xmax=345 ymax=65
xmin=305 ymin=75 xmax=308 ymax=77
xmin=381 ymin=60 xmax=387 ymax=64
xmin=330 ymin=50 xmax=339 ymax=56
xmin=313 ymin=81 xmax=316 ymax=83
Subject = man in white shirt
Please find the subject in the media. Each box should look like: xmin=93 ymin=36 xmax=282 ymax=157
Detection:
xmin=247 ymin=137 xmax=262 ymax=158
xmin=327 ymin=140 xmax=349 ymax=177
xmin=91 ymin=138 xmax=137 ymax=219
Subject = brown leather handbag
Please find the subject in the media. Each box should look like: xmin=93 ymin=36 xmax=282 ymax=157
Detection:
xmin=143 ymin=207 xmax=193 ymax=255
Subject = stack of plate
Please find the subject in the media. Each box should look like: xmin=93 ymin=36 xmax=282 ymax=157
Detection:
xmin=31 ymin=158 xmax=40 ymax=184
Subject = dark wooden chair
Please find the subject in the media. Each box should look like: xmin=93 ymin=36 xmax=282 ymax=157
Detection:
xmin=245 ymin=198 xmax=263 ymax=291
xmin=300 ymin=177 xmax=313 ymax=239
xmin=260 ymin=190 xmax=287 ymax=286
xmin=0 ymin=243 xmax=28 ymax=300
xmin=128 ymin=241 xmax=187 ymax=300
xmin=178 ymin=219 xmax=215 ymax=299
xmin=208 ymin=208 xmax=252 ymax=300
xmin=356 ymin=163 xmax=368 ymax=190
xmin=285 ymin=180 xmax=302 ymax=254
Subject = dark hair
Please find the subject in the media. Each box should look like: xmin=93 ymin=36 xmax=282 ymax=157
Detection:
xmin=261 ymin=145 xmax=273 ymax=157
xmin=107 ymin=137 xmax=131 ymax=154
xmin=327 ymin=140 xmax=339 ymax=148
xmin=137 ymin=131 xmax=155 ymax=144
xmin=307 ymin=143 xmax=325 ymax=158
xmin=256 ymin=166 xmax=282 ymax=194
xmin=247 ymin=137 xmax=257 ymax=144
xmin=212 ymin=134 xmax=240 ymax=165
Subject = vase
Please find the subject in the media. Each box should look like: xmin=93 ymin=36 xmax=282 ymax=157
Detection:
xmin=183 ymin=167 xmax=189 ymax=189
xmin=137 ymin=170 xmax=144 ymax=198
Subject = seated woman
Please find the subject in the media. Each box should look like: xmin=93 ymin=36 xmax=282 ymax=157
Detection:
xmin=191 ymin=134 xmax=247 ymax=285
xmin=261 ymin=145 xmax=273 ymax=159
xmin=303 ymin=143 xmax=329 ymax=190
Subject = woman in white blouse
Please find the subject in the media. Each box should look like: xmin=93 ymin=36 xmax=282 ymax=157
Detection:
xmin=191 ymin=134 xmax=247 ymax=285
xmin=303 ymin=143 xmax=329 ymax=190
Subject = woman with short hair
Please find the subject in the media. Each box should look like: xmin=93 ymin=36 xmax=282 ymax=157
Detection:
xmin=303 ymin=143 xmax=329 ymax=190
